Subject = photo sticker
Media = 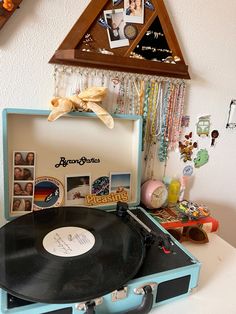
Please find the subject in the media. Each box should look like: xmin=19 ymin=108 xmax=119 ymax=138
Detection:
xmin=65 ymin=175 xmax=91 ymax=206
xmin=14 ymin=151 xmax=35 ymax=166
xmin=11 ymin=197 xmax=33 ymax=213
xmin=110 ymin=172 xmax=131 ymax=198
xmin=11 ymin=151 xmax=36 ymax=215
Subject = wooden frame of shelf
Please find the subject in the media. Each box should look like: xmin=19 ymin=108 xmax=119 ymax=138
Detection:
xmin=49 ymin=0 xmax=190 ymax=79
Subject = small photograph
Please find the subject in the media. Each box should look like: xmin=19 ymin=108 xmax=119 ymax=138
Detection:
xmin=14 ymin=151 xmax=35 ymax=166
xmin=11 ymin=197 xmax=33 ymax=212
xmin=13 ymin=181 xmax=34 ymax=196
xmin=14 ymin=167 xmax=34 ymax=181
xmin=66 ymin=175 xmax=91 ymax=205
xmin=124 ymin=0 xmax=144 ymax=24
xmin=104 ymin=9 xmax=129 ymax=49
xmin=110 ymin=172 xmax=131 ymax=196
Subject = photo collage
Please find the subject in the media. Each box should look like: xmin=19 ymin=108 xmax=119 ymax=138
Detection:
xmin=12 ymin=151 xmax=35 ymax=213
xmin=65 ymin=172 xmax=131 ymax=206
xmin=11 ymin=151 xmax=131 ymax=213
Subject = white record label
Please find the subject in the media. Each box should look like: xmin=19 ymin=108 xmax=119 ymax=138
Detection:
xmin=43 ymin=227 xmax=95 ymax=257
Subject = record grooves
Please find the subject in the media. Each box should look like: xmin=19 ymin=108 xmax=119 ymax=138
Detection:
xmin=0 ymin=207 xmax=145 ymax=304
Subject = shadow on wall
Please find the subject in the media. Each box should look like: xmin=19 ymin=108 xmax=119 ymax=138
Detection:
xmin=0 ymin=0 xmax=39 ymax=46
xmin=195 ymin=200 xmax=236 ymax=248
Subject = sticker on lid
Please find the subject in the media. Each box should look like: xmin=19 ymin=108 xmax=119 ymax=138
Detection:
xmin=33 ymin=176 xmax=64 ymax=211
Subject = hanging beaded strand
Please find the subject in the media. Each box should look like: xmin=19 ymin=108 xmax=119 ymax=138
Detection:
xmin=165 ymin=82 xmax=175 ymax=146
xmin=52 ymin=65 xmax=187 ymax=164
xmin=150 ymin=81 xmax=159 ymax=144
xmin=158 ymin=81 xmax=172 ymax=162
xmin=171 ymin=81 xmax=186 ymax=149
xmin=142 ymin=80 xmax=151 ymax=151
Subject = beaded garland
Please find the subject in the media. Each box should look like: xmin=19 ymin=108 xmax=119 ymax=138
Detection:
xmin=53 ymin=65 xmax=186 ymax=164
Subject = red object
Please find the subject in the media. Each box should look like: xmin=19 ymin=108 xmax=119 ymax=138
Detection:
xmin=150 ymin=207 xmax=219 ymax=233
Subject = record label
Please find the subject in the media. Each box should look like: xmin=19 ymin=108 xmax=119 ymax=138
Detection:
xmin=43 ymin=226 xmax=95 ymax=257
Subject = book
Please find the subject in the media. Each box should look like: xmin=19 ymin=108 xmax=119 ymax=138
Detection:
xmin=149 ymin=206 xmax=219 ymax=233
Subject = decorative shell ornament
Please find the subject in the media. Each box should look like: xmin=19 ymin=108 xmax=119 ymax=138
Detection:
xmin=48 ymin=87 xmax=114 ymax=129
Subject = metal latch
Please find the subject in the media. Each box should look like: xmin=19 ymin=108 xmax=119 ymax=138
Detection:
xmin=111 ymin=286 xmax=128 ymax=301
xmin=134 ymin=282 xmax=157 ymax=295
xmin=76 ymin=297 xmax=103 ymax=311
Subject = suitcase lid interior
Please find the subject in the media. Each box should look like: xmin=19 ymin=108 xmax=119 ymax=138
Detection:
xmin=2 ymin=109 xmax=142 ymax=220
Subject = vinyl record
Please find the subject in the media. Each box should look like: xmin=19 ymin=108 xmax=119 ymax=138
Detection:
xmin=0 ymin=207 xmax=145 ymax=303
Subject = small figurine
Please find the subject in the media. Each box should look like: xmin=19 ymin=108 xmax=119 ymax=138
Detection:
xmin=177 ymin=200 xmax=210 ymax=220
xmin=3 ymin=0 xmax=14 ymax=12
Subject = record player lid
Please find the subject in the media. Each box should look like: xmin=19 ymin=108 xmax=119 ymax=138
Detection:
xmin=0 ymin=207 xmax=145 ymax=303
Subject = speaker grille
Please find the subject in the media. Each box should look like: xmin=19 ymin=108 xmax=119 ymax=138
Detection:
xmin=156 ymin=275 xmax=191 ymax=303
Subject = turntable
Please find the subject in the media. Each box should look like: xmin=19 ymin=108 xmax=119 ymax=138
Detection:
xmin=0 ymin=109 xmax=201 ymax=313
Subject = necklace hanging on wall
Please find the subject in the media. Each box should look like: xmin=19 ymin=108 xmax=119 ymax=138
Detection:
xmin=52 ymin=65 xmax=186 ymax=166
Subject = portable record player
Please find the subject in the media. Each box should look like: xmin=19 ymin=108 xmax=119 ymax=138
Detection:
xmin=0 ymin=109 xmax=201 ymax=314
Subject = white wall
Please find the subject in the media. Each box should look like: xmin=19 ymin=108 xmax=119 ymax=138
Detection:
xmin=0 ymin=0 xmax=236 ymax=246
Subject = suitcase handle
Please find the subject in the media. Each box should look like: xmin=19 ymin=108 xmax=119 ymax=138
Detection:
xmin=83 ymin=285 xmax=153 ymax=314
xmin=123 ymin=285 xmax=153 ymax=314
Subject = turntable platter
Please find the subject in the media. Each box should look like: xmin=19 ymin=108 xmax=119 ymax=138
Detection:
xmin=0 ymin=207 xmax=145 ymax=303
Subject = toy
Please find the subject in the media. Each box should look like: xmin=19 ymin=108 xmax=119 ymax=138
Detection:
xmin=177 ymin=200 xmax=210 ymax=220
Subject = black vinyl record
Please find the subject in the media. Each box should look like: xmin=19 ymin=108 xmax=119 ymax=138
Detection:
xmin=0 ymin=207 xmax=145 ymax=303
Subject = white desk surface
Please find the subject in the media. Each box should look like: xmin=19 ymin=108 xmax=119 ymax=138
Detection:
xmin=150 ymin=233 xmax=236 ymax=314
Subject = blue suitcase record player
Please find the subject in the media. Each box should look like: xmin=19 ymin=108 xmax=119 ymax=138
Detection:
xmin=0 ymin=109 xmax=201 ymax=314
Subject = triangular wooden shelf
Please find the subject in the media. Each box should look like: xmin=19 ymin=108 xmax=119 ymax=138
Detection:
xmin=50 ymin=0 xmax=190 ymax=79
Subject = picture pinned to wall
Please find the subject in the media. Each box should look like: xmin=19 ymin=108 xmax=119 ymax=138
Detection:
xmin=104 ymin=9 xmax=129 ymax=49
xmin=226 ymin=99 xmax=236 ymax=129
xmin=110 ymin=172 xmax=131 ymax=198
xmin=65 ymin=175 xmax=91 ymax=205
xmin=11 ymin=151 xmax=36 ymax=214
xmin=181 ymin=115 xmax=190 ymax=128
xmin=124 ymin=0 xmax=144 ymax=24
